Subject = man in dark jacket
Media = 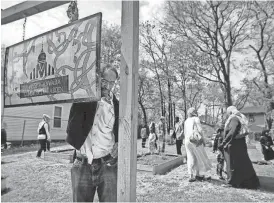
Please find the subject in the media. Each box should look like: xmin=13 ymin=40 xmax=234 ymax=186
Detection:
xmin=66 ymin=65 xmax=119 ymax=202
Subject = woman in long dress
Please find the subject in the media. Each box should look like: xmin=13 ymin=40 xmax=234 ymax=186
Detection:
xmin=219 ymin=106 xmax=260 ymax=189
xmin=184 ymin=107 xmax=212 ymax=182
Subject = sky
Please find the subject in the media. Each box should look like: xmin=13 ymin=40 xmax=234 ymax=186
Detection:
xmin=1 ymin=0 xmax=165 ymax=47
xmin=0 ymin=0 xmax=249 ymax=90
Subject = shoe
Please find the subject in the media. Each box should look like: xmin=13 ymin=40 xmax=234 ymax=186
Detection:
xmin=195 ymin=175 xmax=205 ymax=181
xmin=222 ymin=183 xmax=232 ymax=188
xmin=219 ymin=176 xmax=225 ymax=180
xmin=189 ymin=177 xmax=196 ymax=182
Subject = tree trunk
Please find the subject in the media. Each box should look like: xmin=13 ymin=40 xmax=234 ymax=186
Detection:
xmin=139 ymin=100 xmax=147 ymax=128
xmin=167 ymin=78 xmax=172 ymax=132
xmin=224 ymin=75 xmax=233 ymax=107
xmin=183 ymin=80 xmax=187 ymax=120
xmin=173 ymin=102 xmax=176 ymax=126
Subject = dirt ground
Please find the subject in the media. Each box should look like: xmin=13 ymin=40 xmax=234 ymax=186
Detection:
xmin=1 ymin=141 xmax=67 ymax=156
xmin=1 ymin=139 xmax=274 ymax=202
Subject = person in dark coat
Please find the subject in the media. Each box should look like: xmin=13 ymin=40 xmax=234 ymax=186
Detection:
xmin=66 ymin=65 xmax=119 ymax=202
xmin=1 ymin=123 xmax=7 ymax=149
xmin=260 ymin=130 xmax=274 ymax=161
xmin=219 ymin=106 xmax=260 ymax=189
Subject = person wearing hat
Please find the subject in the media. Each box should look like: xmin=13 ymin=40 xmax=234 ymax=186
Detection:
xmin=157 ymin=116 xmax=167 ymax=153
xmin=36 ymin=114 xmax=51 ymax=158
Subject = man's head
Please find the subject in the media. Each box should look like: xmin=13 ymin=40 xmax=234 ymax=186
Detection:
xmin=101 ymin=65 xmax=118 ymax=98
xmin=175 ymin=116 xmax=179 ymax=123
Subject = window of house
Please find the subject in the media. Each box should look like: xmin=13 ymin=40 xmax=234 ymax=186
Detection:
xmin=53 ymin=106 xmax=62 ymax=128
xmin=249 ymin=114 xmax=255 ymax=123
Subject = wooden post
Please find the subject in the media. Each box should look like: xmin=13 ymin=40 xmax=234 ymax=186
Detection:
xmin=1 ymin=1 xmax=70 ymax=25
xmin=21 ymin=120 xmax=26 ymax=146
xmin=117 ymin=1 xmax=139 ymax=202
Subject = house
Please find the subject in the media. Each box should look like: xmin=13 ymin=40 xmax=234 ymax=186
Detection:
xmin=2 ymin=103 xmax=72 ymax=142
xmin=240 ymin=106 xmax=267 ymax=133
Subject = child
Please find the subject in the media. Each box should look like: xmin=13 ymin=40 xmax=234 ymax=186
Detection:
xmin=148 ymin=122 xmax=157 ymax=154
xmin=213 ymin=127 xmax=226 ymax=180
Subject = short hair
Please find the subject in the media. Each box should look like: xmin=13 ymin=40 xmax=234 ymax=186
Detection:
xmin=101 ymin=64 xmax=118 ymax=79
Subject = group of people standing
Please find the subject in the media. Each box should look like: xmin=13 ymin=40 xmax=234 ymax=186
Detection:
xmin=140 ymin=116 xmax=169 ymax=154
xmin=141 ymin=105 xmax=261 ymax=189
xmin=213 ymin=106 xmax=260 ymax=189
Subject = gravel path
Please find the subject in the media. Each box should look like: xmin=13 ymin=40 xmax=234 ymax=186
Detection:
xmin=2 ymin=140 xmax=274 ymax=202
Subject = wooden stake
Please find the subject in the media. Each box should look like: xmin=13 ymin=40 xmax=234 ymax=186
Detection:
xmin=21 ymin=120 xmax=26 ymax=146
xmin=117 ymin=1 xmax=139 ymax=202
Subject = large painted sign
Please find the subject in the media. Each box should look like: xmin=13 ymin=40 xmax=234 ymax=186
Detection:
xmin=4 ymin=13 xmax=102 ymax=108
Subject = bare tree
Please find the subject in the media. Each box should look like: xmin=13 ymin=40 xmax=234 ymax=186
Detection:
xmin=248 ymin=1 xmax=274 ymax=111
xmin=165 ymin=1 xmax=252 ymax=107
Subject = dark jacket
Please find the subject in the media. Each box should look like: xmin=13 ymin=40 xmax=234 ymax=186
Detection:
xmin=66 ymin=96 xmax=119 ymax=150
xmin=220 ymin=117 xmax=242 ymax=150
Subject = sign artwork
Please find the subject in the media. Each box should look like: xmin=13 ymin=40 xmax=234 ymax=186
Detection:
xmin=4 ymin=13 xmax=102 ymax=107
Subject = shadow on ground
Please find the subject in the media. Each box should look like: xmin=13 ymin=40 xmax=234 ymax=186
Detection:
xmin=209 ymin=178 xmax=225 ymax=186
xmin=1 ymin=188 xmax=12 ymax=196
xmin=258 ymin=176 xmax=274 ymax=193
xmin=1 ymin=161 xmax=17 ymax=165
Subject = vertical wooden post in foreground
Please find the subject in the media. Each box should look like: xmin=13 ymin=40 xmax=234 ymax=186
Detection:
xmin=117 ymin=1 xmax=139 ymax=202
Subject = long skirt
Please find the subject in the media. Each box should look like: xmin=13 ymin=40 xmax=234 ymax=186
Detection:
xmin=224 ymin=138 xmax=260 ymax=189
xmin=185 ymin=140 xmax=212 ymax=175
xmin=261 ymin=145 xmax=274 ymax=161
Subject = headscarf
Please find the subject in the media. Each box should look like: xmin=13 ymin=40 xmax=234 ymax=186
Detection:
xmin=187 ymin=107 xmax=197 ymax=117
xmin=43 ymin=114 xmax=50 ymax=120
xmin=262 ymin=130 xmax=270 ymax=137
xmin=224 ymin=106 xmax=249 ymax=132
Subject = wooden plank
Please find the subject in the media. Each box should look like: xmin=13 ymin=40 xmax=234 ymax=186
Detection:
xmin=137 ymin=164 xmax=153 ymax=172
xmin=153 ymin=156 xmax=185 ymax=175
xmin=117 ymin=1 xmax=139 ymax=202
xmin=1 ymin=1 xmax=70 ymax=25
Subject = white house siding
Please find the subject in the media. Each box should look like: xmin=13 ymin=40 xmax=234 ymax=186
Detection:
xmin=2 ymin=103 xmax=72 ymax=141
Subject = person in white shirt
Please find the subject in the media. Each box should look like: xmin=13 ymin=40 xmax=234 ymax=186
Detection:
xmin=148 ymin=122 xmax=157 ymax=154
xmin=36 ymin=114 xmax=51 ymax=158
xmin=67 ymin=65 xmax=119 ymax=202
xmin=157 ymin=116 xmax=167 ymax=153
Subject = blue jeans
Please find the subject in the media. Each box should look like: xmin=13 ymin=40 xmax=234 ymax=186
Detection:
xmin=71 ymin=158 xmax=117 ymax=202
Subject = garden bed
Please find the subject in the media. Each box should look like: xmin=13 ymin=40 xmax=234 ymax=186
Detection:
xmin=137 ymin=153 xmax=186 ymax=175
xmin=137 ymin=154 xmax=177 ymax=166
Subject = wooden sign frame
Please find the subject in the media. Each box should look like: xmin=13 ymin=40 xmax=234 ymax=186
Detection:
xmin=4 ymin=12 xmax=102 ymax=108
